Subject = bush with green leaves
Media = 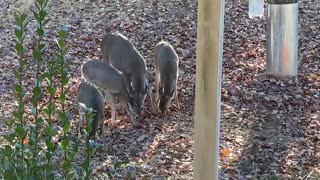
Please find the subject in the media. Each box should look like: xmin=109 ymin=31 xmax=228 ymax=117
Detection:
xmin=76 ymin=104 xmax=96 ymax=179
xmin=0 ymin=0 xmax=97 ymax=179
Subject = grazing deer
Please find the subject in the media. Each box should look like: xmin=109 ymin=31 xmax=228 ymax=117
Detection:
xmin=77 ymin=81 xmax=106 ymax=148
xmin=153 ymin=41 xmax=180 ymax=116
xmin=101 ymin=32 xmax=153 ymax=114
xmin=81 ymin=60 xmax=140 ymax=125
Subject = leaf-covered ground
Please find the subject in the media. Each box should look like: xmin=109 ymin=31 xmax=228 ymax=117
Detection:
xmin=0 ymin=0 xmax=319 ymax=179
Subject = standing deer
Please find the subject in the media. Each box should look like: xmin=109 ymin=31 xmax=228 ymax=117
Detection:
xmin=77 ymin=81 xmax=106 ymax=148
xmin=101 ymin=32 xmax=153 ymax=114
xmin=153 ymin=41 xmax=180 ymax=116
xmin=81 ymin=60 xmax=140 ymax=125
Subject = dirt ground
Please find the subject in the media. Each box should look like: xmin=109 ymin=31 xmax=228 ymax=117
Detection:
xmin=0 ymin=0 xmax=319 ymax=179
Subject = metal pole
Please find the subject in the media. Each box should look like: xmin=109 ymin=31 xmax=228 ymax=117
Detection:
xmin=194 ymin=0 xmax=225 ymax=179
xmin=266 ymin=0 xmax=299 ymax=76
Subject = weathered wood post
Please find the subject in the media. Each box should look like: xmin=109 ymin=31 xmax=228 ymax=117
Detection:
xmin=194 ymin=0 xmax=225 ymax=179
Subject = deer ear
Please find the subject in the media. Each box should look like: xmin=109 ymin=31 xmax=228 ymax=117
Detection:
xmin=127 ymin=102 xmax=133 ymax=111
xmin=170 ymin=89 xmax=175 ymax=96
xmin=165 ymin=90 xmax=174 ymax=99
xmin=158 ymin=87 xmax=164 ymax=94
xmin=79 ymin=103 xmax=87 ymax=110
xmin=144 ymin=80 xmax=149 ymax=93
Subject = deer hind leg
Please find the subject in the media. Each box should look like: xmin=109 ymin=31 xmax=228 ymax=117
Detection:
xmin=174 ymin=83 xmax=180 ymax=110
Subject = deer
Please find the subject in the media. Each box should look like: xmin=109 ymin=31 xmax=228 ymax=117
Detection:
xmin=101 ymin=32 xmax=153 ymax=114
xmin=153 ymin=41 xmax=180 ymax=116
xmin=81 ymin=60 xmax=140 ymax=125
xmin=77 ymin=81 xmax=106 ymax=149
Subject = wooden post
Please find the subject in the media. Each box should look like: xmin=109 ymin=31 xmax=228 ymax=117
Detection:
xmin=194 ymin=0 xmax=225 ymax=179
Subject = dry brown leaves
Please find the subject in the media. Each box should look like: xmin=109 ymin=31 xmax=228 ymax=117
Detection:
xmin=0 ymin=0 xmax=319 ymax=179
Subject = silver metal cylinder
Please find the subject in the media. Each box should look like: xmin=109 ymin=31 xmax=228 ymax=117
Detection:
xmin=266 ymin=2 xmax=299 ymax=76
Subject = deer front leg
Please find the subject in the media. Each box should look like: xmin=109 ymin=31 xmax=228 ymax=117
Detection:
xmin=78 ymin=107 xmax=84 ymax=139
xmin=105 ymin=93 xmax=116 ymax=124
xmin=110 ymin=95 xmax=116 ymax=124
xmin=153 ymin=71 xmax=160 ymax=113
xmin=146 ymin=80 xmax=154 ymax=112
xmin=100 ymin=121 xmax=106 ymax=151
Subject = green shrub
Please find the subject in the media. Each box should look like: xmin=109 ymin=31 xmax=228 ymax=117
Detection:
xmin=0 ymin=0 xmax=97 ymax=179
